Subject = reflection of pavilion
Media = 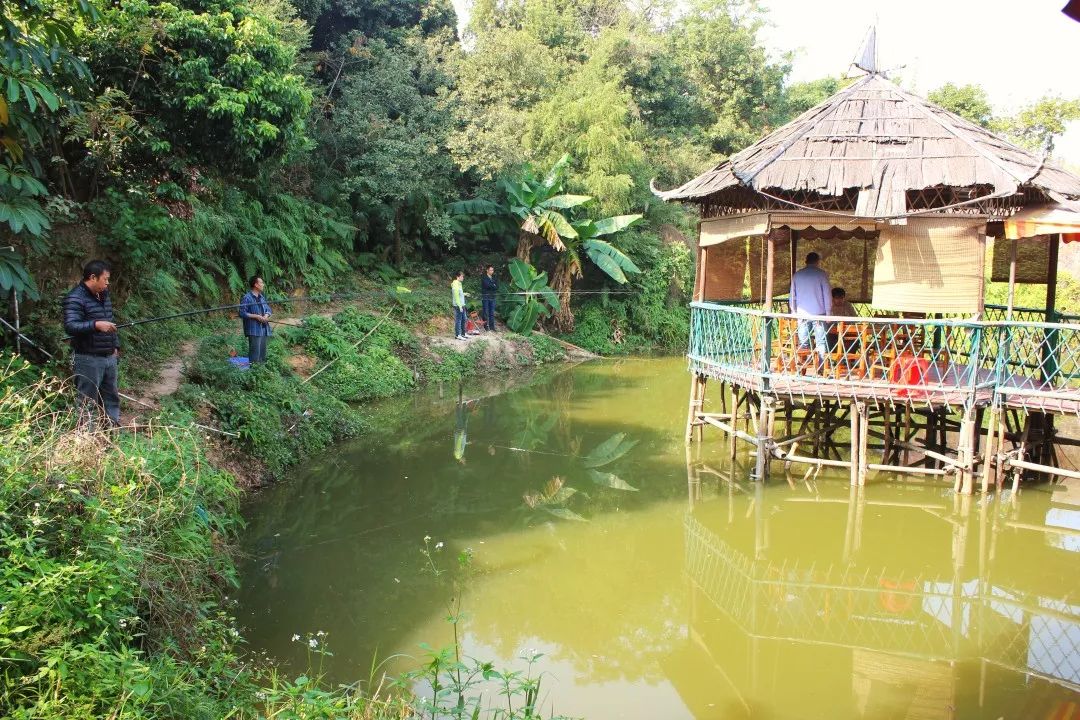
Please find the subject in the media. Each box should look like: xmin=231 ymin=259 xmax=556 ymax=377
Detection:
xmin=672 ymin=457 xmax=1080 ymax=719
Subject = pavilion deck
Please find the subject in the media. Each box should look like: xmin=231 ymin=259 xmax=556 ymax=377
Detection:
xmin=686 ymin=301 xmax=1080 ymax=489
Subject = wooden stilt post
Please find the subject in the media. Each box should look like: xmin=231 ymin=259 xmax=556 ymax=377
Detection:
xmin=754 ymin=230 xmax=777 ymax=482
xmin=849 ymin=400 xmax=860 ymax=486
xmin=1011 ymin=414 xmax=1031 ymax=495
xmin=1006 ymin=238 xmax=1017 ymax=319
xmin=857 ymin=402 xmax=869 ymax=486
xmin=995 ymin=411 xmax=1008 ymax=491
xmin=956 ymin=407 xmax=978 ymax=494
xmin=729 ymin=384 xmax=740 ymax=460
xmin=685 ymin=373 xmax=706 ymax=443
xmin=983 ymin=407 xmax=999 ymax=493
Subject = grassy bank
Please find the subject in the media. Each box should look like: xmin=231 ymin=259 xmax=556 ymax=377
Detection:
xmin=0 ymin=294 xmax=577 ymax=717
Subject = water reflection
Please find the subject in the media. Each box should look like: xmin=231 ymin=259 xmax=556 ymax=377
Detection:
xmin=238 ymin=359 xmax=1080 ymax=719
xmin=683 ymin=452 xmax=1080 ymax=718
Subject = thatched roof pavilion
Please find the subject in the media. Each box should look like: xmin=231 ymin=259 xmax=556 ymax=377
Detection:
xmin=654 ymin=73 xmax=1080 ymax=219
xmin=658 ymin=63 xmax=1080 ymax=493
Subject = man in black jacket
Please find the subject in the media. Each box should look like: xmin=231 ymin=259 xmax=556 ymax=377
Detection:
xmin=480 ymin=264 xmax=498 ymax=332
xmin=63 ymin=260 xmax=121 ymax=427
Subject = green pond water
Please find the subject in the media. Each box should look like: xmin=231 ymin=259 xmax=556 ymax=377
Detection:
xmin=238 ymin=357 xmax=1080 ymax=719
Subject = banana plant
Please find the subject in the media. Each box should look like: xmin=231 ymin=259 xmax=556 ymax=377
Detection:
xmin=504 ymin=258 xmax=559 ymax=335
xmin=448 ymin=154 xmax=591 ymax=260
xmin=550 ymin=213 xmax=643 ymax=331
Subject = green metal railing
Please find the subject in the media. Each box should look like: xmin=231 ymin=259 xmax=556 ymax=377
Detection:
xmin=688 ymin=302 xmax=1080 ymax=412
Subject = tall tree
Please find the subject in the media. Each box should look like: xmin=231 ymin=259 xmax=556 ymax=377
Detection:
xmin=525 ymin=47 xmax=646 ymax=215
xmin=324 ymin=35 xmax=457 ymax=264
xmin=448 ymin=28 xmax=568 ymax=179
xmin=928 ymin=83 xmax=993 ymax=128
xmin=994 ymin=95 xmax=1080 ymax=154
xmin=665 ymin=0 xmax=789 ymax=154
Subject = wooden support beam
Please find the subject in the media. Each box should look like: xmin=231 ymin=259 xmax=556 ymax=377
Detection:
xmin=1003 ymin=457 xmax=1080 ymax=481
xmin=701 ymin=414 xmax=759 ymax=446
xmin=850 ymin=401 xmax=860 ymax=486
xmin=857 ymin=402 xmax=869 ymax=486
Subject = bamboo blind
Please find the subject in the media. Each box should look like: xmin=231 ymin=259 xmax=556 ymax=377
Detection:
xmin=990 ymin=236 xmax=1051 ymax=284
xmin=872 ymin=218 xmax=986 ymax=314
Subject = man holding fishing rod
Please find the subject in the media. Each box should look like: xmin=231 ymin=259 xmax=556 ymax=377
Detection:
xmin=63 ymin=260 xmax=121 ymax=427
xmin=239 ymin=275 xmax=272 ymax=364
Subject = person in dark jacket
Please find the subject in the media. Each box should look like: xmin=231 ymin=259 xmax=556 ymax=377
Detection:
xmin=480 ymin=265 xmax=498 ymax=332
xmin=63 ymin=259 xmax=121 ymax=427
xmin=239 ymin=276 xmax=272 ymax=363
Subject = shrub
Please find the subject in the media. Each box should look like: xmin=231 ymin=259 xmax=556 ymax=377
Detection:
xmin=0 ymin=371 xmax=262 ymax=717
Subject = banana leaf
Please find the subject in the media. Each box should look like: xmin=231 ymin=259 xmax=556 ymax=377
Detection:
xmin=582 ymin=432 xmax=639 ymax=468
xmin=588 ymin=470 xmax=639 ymax=492
xmin=544 ymin=507 xmax=587 ymax=522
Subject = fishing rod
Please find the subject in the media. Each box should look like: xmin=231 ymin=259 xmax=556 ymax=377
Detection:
xmin=21 ymin=283 xmax=647 ymax=347
xmin=58 ymin=290 xmax=382 ymax=341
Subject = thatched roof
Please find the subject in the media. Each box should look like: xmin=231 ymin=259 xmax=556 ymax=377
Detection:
xmin=654 ymin=73 xmax=1080 ymax=217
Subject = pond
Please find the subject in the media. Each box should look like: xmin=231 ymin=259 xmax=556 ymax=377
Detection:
xmin=238 ymin=357 xmax=1080 ymax=719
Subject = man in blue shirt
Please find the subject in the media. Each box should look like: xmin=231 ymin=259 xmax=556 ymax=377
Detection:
xmin=789 ymin=252 xmax=832 ymax=361
xmin=239 ymin=276 xmax=272 ymax=363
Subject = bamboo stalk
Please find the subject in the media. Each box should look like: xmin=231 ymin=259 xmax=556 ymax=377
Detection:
xmin=849 ymin=401 xmax=860 ymax=486
xmin=1003 ymin=457 xmax=1080 ymax=481
xmin=857 ymin=402 xmax=869 ymax=486
xmin=701 ymin=415 xmax=759 ymax=446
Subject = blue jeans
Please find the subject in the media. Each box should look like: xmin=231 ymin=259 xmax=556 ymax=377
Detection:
xmin=797 ymin=319 xmax=829 ymax=359
xmin=453 ymin=306 xmax=466 ymax=337
xmin=248 ymin=334 xmax=268 ymax=363
xmin=482 ymin=297 xmax=496 ymax=331
xmin=73 ymin=353 xmax=120 ymax=426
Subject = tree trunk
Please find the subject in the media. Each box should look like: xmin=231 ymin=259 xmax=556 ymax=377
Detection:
xmin=551 ymin=259 xmax=575 ymax=333
xmin=393 ymin=206 xmax=404 ymax=268
xmin=516 ymin=230 xmax=537 ymax=262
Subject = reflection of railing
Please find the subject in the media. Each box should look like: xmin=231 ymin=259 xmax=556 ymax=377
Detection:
xmin=688 ymin=302 xmax=1080 ymax=413
xmin=684 ymin=513 xmax=1080 ymax=689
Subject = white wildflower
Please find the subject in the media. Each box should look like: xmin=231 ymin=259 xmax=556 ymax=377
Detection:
xmin=291 ymin=634 xmax=300 ymax=642
xmin=309 ymin=638 xmax=318 ymax=649
xmin=435 ymin=541 xmax=444 ymax=550
xmin=424 ymin=535 xmax=431 ymax=542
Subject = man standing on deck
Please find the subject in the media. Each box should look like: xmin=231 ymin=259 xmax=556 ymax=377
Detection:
xmin=239 ymin=276 xmax=272 ymax=364
xmin=480 ymin=265 xmax=498 ymax=332
xmin=789 ymin=252 xmax=832 ymax=362
xmin=63 ymin=259 xmax=121 ymax=428
xmin=451 ymin=270 xmax=468 ymax=340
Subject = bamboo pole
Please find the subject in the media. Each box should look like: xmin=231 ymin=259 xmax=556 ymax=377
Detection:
xmin=700 ymin=414 xmax=759 ymax=446
xmin=995 ymin=412 xmax=1008 ymax=491
xmin=685 ymin=374 xmax=702 ymax=443
xmin=849 ymin=401 xmax=860 ymax=486
xmin=729 ymin=384 xmax=740 ymax=460
xmin=1003 ymin=457 xmax=1080 ymax=481
xmin=857 ymin=402 xmax=869 ymax=486
xmin=754 ymin=232 xmax=776 ymax=481
xmin=982 ymin=407 xmax=999 ymax=493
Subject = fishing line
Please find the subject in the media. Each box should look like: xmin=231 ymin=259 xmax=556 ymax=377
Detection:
xmin=465 ymin=440 xmax=586 ymax=461
xmin=6 ymin=281 xmax=646 ymax=357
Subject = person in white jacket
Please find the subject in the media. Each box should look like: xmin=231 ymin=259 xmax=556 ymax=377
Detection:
xmin=789 ymin=252 xmax=832 ymax=361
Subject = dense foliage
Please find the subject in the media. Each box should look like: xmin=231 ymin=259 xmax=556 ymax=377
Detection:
xmin=3 ymin=0 xmax=1079 ymax=716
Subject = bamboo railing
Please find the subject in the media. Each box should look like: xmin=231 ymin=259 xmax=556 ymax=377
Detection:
xmin=688 ymin=302 xmax=1080 ymax=414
